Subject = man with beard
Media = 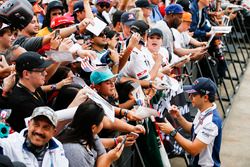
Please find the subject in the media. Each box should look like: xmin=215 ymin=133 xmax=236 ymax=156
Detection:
xmin=0 ymin=106 xmax=69 ymax=167
xmin=153 ymin=4 xmax=184 ymax=60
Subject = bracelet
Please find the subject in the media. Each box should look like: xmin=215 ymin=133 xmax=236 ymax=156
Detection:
xmin=119 ymin=108 xmax=123 ymax=117
xmin=149 ymin=80 xmax=153 ymax=88
xmin=114 ymin=62 xmax=119 ymax=66
xmin=124 ymin=110 xmax=129 ymax=119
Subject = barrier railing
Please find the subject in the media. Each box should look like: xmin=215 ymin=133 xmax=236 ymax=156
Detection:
xmin=113 ymin=13 xmax=250 ymax=167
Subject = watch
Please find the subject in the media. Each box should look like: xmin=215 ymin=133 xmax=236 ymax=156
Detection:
xmin=169 ymin=129 xmax=178 ymax=138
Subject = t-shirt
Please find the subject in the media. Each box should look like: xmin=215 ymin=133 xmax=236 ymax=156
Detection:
xmin=36 ymin=27 xmax=52 ymax=37
xmin=13 ymin=35 xmax=43 ymax=52
xmin=63 ymin=135 xmax=106 ymax=167
xmin=191 ymin=104 xmax=222 ymax=167
xmin=119 ymin=47 xmax=151 ymax=80
xmin=7 ymin=84 xmax=47 ymax=132
xmin=171 ymin=28 xmax=191 ymax=49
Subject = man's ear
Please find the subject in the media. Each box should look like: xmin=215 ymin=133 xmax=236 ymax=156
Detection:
xmin=22 ymin=70 xmax=30 ymax=79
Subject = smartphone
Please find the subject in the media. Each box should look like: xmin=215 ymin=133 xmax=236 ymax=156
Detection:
xmin=155 ymin=117 xmax=166 ymax=123
xmin=129 ymin=132 xmax=139 ymax=139
xmin=119 ymin=135 xmax=127 ymax=150
xmin=116 ymin=42 xmax=122 ymax=54
xmin=54 ymin=29 xmax=60 ymax=39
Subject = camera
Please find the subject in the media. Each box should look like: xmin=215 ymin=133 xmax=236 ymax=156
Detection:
xmin=0 ymin=0 xmax=33 ymax=29
xmin=0 ymin=109 xmax=11 ymax=138
xmin=0 ymin=122 xmax=10 ymax=138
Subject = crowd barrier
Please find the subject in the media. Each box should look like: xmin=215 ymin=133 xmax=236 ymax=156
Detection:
xmin=112 ymin=14 xmax=250 ymax=167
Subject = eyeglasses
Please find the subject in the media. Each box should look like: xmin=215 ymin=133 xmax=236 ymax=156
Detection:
xmin=51 ymin=12 xmax=62 ymax=16
xmin=30 ymin=68 xmax=46 ymax=73
xmin=98 ymin=2 xmax=110 ymax=9
xmin=98 ymin=33 xmax=106 ymax=38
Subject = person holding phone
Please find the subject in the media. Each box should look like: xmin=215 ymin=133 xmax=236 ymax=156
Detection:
xmin=57 ymin=100 xmax=124 ymax=167
xmin=157 ymin=77 xmax=222 ymax=167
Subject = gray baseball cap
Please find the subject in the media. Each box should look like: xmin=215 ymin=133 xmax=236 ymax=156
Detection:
xmin=31 ymin=106 xmax=58 ymax=127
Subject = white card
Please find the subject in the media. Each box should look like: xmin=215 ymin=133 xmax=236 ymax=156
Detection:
xmin=133 ymin=106 xmax=158 ymax=119
xmin=86 ymin=17 xmax=107 ymax=36
xmin=45 ymin=51 xmax=74 ymax=62
xmin=211 ymin=26 xmax=232 ymax=34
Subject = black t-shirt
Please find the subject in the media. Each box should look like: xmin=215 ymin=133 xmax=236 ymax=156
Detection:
xmin=13 ymin=35 xmax=43 ymax=52
xmin=7 ymin=84 xmax=47 ymax=132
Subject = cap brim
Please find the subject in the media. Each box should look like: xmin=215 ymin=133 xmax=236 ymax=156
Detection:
xmin=148 ymin=33 xmax=163 ymax=38
xmin=183 ymin=85 xmax=197 ymax=94
xmin=124 ymin=20 xmax=135 ymax=26
xmin=32 ymin=115 xmax=57 ymax=127
xmin=97 ymin=74 xmax=118 ymax=84
xmin=37 ymin=60 xmax=54 ymax=69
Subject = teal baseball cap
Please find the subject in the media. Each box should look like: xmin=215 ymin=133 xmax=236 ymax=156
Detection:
xmin=90 ymin=67 xmax=117 ymax=85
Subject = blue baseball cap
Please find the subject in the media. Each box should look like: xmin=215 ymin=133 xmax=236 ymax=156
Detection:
xmin=183 ymin=77 xmax=217 ymax=96
xmin=165 ymin=4 xmax=184 ymax=15
xmin=90 ymin=67 xmax=117 ymax=85
xmin=121 ymin=12 xmax=136 ymax=26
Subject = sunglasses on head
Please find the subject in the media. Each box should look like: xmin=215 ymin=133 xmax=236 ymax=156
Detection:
xmin=98 ymin=2 xmax=110 ymax=8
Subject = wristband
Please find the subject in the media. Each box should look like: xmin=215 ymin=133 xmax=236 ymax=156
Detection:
xmin=51 ymin=84 xmax=57 ymax=91
xmin=2 ymin=90 xmax=8 ymax=97
xmin=113 ymin=137 xmax=118 ymax=146
xmin=75 ymin=24 xmax=80 ymax=32
xmin=126 ymin=47 xmax=133 ymax=52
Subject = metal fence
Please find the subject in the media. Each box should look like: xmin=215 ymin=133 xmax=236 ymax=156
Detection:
xmin=113 ymin=14 xmax=250 ymax=167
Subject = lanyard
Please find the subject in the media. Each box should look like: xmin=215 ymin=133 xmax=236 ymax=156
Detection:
xmin=17 ymin=83 xmax=44 ymax=104
xmin=192 ymin=109 xmax=213 ymax=141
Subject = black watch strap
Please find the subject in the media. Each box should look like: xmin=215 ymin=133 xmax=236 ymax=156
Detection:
xmin=170 ymin=129 xmax=178 ymax=138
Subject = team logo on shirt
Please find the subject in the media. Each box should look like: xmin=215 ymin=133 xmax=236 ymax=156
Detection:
xmin=137 ymin=70 xmax=149 ymax=80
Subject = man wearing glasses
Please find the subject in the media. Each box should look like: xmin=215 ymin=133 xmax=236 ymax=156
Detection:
xmin=95 ymin=0 xmax=112 ymax=25
xmin=7 ymin=51 xmax=53 ymax=132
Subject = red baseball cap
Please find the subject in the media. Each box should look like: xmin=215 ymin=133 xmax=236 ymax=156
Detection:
xmin=50 ymin=16 xmax=74 ymax=29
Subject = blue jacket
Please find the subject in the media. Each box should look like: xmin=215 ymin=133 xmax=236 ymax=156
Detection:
xmin=190 ymin=0 xmax=211 ymax=39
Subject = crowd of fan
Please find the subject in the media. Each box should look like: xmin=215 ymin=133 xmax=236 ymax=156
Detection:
xmin=0 ymin=0 xmax=244 ymax=166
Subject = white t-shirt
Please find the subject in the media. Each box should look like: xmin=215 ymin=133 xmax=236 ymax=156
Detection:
xmin=119 ymin=47 xmax=151 ymax=80
xmin=171 ymin=28 xmax=191 ymax=49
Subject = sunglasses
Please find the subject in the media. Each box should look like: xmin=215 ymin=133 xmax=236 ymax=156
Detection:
xmin=98 ymin=33 xmax=106 ymax=38
xmin=98 ymin=2 xmax=110 ymax=8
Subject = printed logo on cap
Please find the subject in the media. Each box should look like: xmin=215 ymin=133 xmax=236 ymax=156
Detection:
xmin=128 ymin=14 xmax=135 ymax=20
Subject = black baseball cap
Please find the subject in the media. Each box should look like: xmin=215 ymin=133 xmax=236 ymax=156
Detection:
xmin=135 ymin=0 xmax=154 ymax=8
xmin=183 ymin=77 xmax=217 ymax=96
xmin=130 ymin=20 xmax=149 ymax=36
xmin=147 ymin=28 xmax=163 ymax=38
xmin=120 ymin=12 xmax=136 ymax=26
xmin=15 ymin=51 xmax=53 ymax=72
xmin=73 ymin=1 xmax=84 ymax=15
xmin=112 ymin=10 xmax=124 ymax=26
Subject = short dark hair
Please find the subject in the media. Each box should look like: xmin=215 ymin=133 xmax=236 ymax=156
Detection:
xmin=0 ymin=27 xmax=12 ymax=37
xmin=57 ymin=100 xmax=105 ymax=149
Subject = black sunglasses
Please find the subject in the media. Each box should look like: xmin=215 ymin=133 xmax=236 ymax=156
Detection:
xmin=98 ymin=2 xmax=110 ymax=8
